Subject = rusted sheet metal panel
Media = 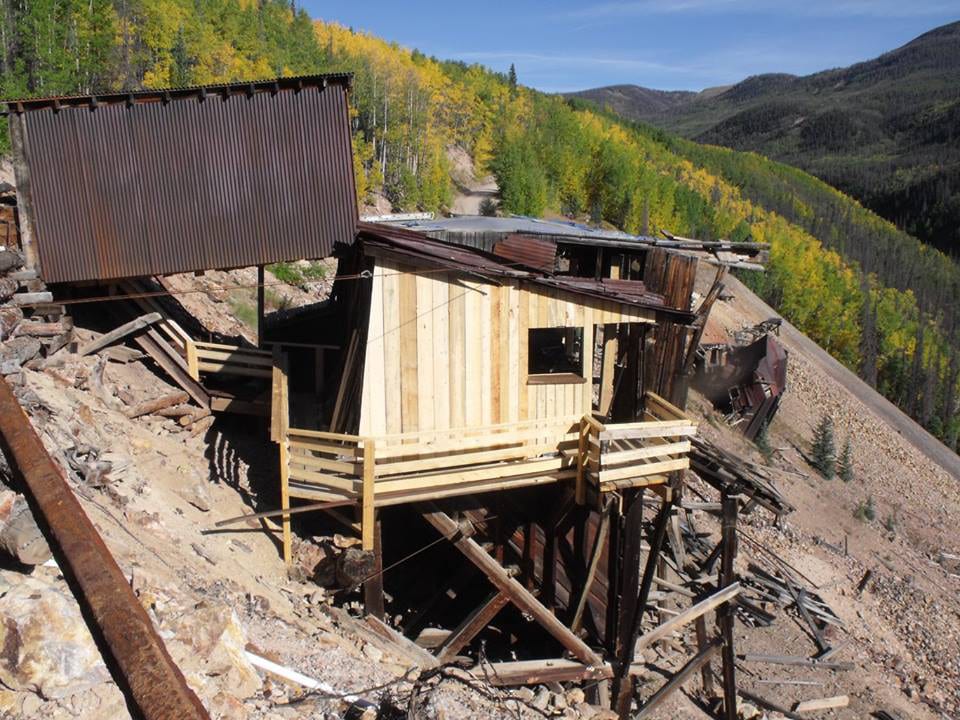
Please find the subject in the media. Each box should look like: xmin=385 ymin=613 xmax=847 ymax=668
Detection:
xmin=0 ymin=378 xmax=209 ymax=720
xmin=357 ymin=222 xmax=695 ymax=323
xmin=9 ymin=75 xmax=357 ymax=283
xmin=493 ymin=233 xmax=557 ymax=272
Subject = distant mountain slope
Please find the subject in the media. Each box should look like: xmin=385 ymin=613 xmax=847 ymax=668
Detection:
xmin=569 ymin=21 xmax=960 ymax=255
xmin=565 ymin=84 xmax=696 ymax=117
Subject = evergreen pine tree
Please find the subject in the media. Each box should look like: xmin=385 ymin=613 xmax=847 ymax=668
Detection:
xmin=811 ymin=413 xmax=836 ymax=479
xmin=508 ymin=63 xmax=517 ymax=95
xmin=837 ymin=436 xmax=854 ymax=482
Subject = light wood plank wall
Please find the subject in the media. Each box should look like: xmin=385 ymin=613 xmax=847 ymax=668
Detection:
xmin=359 ymin=257 xmax=656 ymax=440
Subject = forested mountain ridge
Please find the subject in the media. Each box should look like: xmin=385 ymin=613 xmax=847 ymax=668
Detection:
xmin=568 ymin=21 xmax=960 ymax=255
xmin=0 ymin=1 xmax=958 ymax=449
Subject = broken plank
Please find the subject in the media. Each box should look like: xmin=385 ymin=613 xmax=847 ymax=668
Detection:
xmin=482 ymin=659 xmax=612 ymax=686
xmin=630 ymin=582 xmax=741 ymax=661
xmin=438 ymin=591 xmax=509 ymax=661
xmin=635 ymin=640 xmax=721 ymax=719
xmin=739 ymin=654 xmax=853 ymax=671
xmin=124 ymin=391 xmax=190 ymax=419
xmin=793 ymin=695 xmax=849 ymax=713
xmin=78 ymin=312 xmax=161 ymax=356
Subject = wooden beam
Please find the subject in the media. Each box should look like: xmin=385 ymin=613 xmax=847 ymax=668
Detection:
xmin=719 ymin=493 xmax=738 ymax=720
xmin=437 ymin=591 xmax=508 ymax=662
xmin=738 ymin=654 xmax=853 ymax=671
xmin=418 ymin=505 xmax=605 ymax=667
xmin=635 ymin=640 xmax=721 ymax=719
xmin=256 ymin=265 xmax=265 ymax=348
xmin=124 ymin=391 xmax=190 ymax=419
xmin=77 ymin=312 xmax=161 ymax=356
xmin=132 ymin=326 xmax=210 ymax=407
xmin=364 ymin=511 xmax=385 ymax=620
xmin=361 ymin=440 xmax=376 ymax=550
xmin=571 ymin=500 xmax=612 ymax=634
xmin=628 ymin=583 xmax=741 ymax=662
xmin=695 ymin=615 xmax=715 ymax=697
xmin=279 ymin=439 xmax=292 ymax=565
xmin=482 ymin=659 xmax=612 ymax=686
xmin=615 ymin=492 xmax=675 ymax=718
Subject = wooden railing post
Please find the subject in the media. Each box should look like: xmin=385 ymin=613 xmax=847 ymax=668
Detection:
xmin=576 ymin=416 xmax=588 ymax=505
xmin=361 ymin=439 xmax=376 ymax=551
xmin=279 ymin=437 xmax=292 ymax=565
xmin=185 ymin=338 xmax=199 ymax=381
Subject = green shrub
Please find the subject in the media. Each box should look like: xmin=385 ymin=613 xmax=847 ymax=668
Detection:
xmin=754 ymin=422 xmax=773 ymax=462
xmin=854 ymin=496 xmax=876 ymax=522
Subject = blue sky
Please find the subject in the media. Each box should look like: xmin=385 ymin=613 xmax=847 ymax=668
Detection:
xmin=300 ymin=1 xmax=958 ymax=92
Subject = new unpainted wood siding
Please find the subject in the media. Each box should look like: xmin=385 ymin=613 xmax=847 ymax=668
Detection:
xmin=358 ymin=257 xmax=657 ymax=440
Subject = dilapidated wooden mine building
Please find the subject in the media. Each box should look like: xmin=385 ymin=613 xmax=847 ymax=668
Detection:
xmin=0 ymin=73 xmax=790 ymax=719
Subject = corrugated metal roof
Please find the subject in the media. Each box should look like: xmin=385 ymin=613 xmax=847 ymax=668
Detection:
xmin=492 ymin=233 xmax=557 ymax=272
xmin=357 ymin=222 xmax=694 ymax=323
xmin=8 ymin=74 xmax=357 ymax=283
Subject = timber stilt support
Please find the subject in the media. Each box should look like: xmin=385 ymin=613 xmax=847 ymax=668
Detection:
xmin=418 ymin=504 xmax=608 ymax=670
xmin=720 ymin=491 xmax=739 ymax=720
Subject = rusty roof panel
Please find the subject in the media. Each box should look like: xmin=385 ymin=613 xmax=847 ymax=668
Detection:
xmin=357 ymin=222 xmax=694 ymax=323
xmin=11 ymin=75 xmax=357 ymax=283
xmin=492 ymin=233 xmax=557 ymax=273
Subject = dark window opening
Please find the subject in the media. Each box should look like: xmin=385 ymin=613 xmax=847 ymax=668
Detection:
xmin=528 ymin=327 xmax=584 ymax=382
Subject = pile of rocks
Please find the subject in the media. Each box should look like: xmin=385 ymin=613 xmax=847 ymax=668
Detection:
xmin=0 ymin=247 xmax=74 ymax=379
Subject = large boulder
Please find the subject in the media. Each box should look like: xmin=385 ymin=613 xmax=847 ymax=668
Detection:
xmin=163 ymin=602 xmax=261 ymax=701
xmin=0 ymin=574 xmax=111 ymax=699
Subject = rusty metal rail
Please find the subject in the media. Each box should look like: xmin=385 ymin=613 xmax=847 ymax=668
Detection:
xmin=0 ymin=377 xmax=209 ymax=720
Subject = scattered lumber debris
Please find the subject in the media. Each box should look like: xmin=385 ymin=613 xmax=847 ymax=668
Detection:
xmin=77 ymin=312 xmax=161 ymax=357
xmin=124 ymin=390 xmax=190 ymax=419
xmin=690 ymin=436 xmax=795 ymax=517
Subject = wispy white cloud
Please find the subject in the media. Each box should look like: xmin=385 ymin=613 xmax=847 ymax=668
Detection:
xmin=447 ymin=51 xmax=687 ymax=74
xmin=560 ymin=0 xmax=958 ymax=20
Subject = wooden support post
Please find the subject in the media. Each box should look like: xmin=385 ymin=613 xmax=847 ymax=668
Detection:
xmin=186 ymin=338 xmax=199 ymax=381
xmin=571 ymin=500 xmax=612 ymax=634
xmin=614 ymin=491 xmax=675 ymax=718
xmin=418 ymin=505 xmax=605 ymax=668
xmin=364 ymin=511 xmax=385 ymax=620
xmin=719 ymin=492 xmax=739 ymax=720
xmin=576 ymin=416 xmax=588 ymax=505
xmin=695 ymin=615 xmax=715 ymax=697
xmin=605 ymin=498 xmax=623 ymax=652
xmin=279 ymin=438 xmax=292 ymax=565
xmin=437 ymin=591 xmax=508 ymax=661
xmin=361 ymin=439 xmax=376 ymax=551
xmin=614 ymin=490 xmax=645 ymax=659
xmin=257 ymin=265 xmax=265 ymax=348
xmin=634 ymin=640 xmax=722 ymax=719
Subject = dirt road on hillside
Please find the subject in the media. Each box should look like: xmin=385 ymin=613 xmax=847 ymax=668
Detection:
xmin=723 ymin=274 xmax=960 ymax=482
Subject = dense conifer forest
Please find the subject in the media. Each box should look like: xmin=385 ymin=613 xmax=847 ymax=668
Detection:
xmin=1 ymin=0 xmax=957 ymax=449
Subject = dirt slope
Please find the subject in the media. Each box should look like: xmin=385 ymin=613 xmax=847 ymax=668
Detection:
xmin=690 ymin=268 xmax=960 ymax=718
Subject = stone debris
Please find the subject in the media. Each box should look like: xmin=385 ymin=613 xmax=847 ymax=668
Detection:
xmin=0 ymin=572 xmax=111 ymax=699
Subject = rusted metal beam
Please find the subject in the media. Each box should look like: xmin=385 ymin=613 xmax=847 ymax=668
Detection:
xmin=0 ymin=377 xmax=209 ymax=720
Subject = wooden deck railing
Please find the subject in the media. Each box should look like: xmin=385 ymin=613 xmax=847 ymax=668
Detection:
xmin=186 ymin=340 xmax=273 ymax=380
xmin=277 ymin=394 xmax=696 ymax=562
xmin=583 ymin=392 xmax=697 ymax=495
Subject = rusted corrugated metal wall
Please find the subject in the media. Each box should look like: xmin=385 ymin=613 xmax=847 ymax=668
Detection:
xmin=8 ymin=76 xmax=357 ymax=283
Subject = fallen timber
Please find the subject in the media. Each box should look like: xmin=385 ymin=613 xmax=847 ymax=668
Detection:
xmin=0 ymin=376 xmax=209 ymax=720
